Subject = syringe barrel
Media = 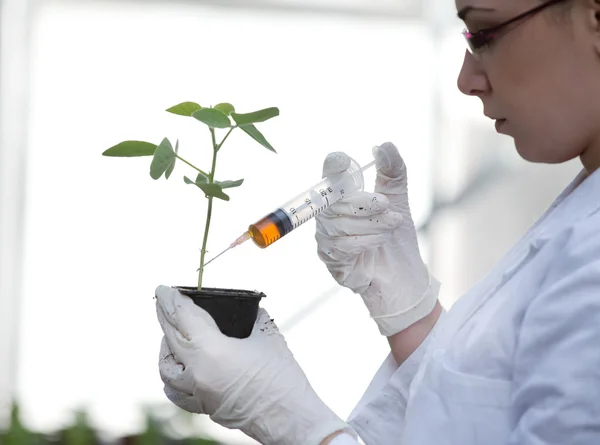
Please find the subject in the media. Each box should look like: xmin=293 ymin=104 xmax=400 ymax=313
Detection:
xmin=248 ymin=157 xmax=368 ymax=248
xmin=248 ymin=208 xmax=293 ymax=248
xmin=279 ymin=163 xmax=365 ymax=229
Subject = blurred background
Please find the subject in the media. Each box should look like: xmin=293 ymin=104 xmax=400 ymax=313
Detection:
xmin=0 ymin=0 xmax=582 ymax=443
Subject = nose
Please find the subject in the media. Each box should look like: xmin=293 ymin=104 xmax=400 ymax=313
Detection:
xmin=457 ymin=50 xmax=490 ymax=96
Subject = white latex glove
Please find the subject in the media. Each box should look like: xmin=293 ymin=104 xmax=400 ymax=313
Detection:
xmin=315 ymin=142 xmax=440 ymax=336
xmin=155 ymin=285 xmax=356 ymax=445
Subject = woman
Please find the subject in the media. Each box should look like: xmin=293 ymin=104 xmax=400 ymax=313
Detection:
xmin=154 ymin=0 xmax=600 ymax=443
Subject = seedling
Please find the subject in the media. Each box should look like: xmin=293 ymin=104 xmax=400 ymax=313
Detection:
xmin=102 ymin=101 xmax=279 ymax=292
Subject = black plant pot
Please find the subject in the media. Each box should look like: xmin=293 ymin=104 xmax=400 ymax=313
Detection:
xmin=175 ymin=286 xmax=266 ymax=339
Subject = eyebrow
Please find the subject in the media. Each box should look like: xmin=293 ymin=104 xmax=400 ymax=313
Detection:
xmin=457 ymin=6 xmax=496 ymax=20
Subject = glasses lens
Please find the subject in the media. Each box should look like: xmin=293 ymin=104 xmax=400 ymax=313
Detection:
xmin=463 ymin=30 xmax=477 ymax=56
xmin=463 ymin=29 xmax=485 ymax=59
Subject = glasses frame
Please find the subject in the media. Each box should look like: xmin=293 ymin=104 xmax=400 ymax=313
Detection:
xmin=462 ymin=0 xmax=570 ymax=59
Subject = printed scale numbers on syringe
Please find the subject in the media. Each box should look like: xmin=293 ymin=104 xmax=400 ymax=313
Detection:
xmin=204 ymin=151 xmax=379 ymax=266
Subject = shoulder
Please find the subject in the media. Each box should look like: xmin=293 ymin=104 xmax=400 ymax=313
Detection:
xmin=542 ymin=207 xmax=600 ymax=280
xmin=511 ymin=206 xmax=600 ymax=445
xmin=525 ymin=207 xmax=600 ymax=325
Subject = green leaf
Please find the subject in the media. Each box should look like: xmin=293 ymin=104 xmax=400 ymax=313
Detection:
xmin=197 ymin=183 xmax=230 ymax=201
xmin=240 ymin=124 xmax=276 ymax=153
xmin=216 ymin=179 xmax=244 ymax=189
xmin=150 ymin=138 xmax=176 ymax=180
xmin=166 ymin=101 xmax=202 ymax=116
xmin=184 ymin=177 xmax=230 ymax=201
xmin=184 ymin=173 xmax=209 ymax=185
xmin=102 ymin=141 xmax=156 ymax=157
xmin=214 ymin=103 xmax=235 ymax=116
xmin=184 ymin=176 xmax=230 ymax=200
xmin=231 ymin=107 xmax=279 ymax=125
xmin=192 ymin=108 xmax=231 ymax=129
xmin=165 ymin=139 xmax=179 ymax=179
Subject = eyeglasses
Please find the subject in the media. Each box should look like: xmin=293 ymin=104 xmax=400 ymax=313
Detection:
xmin=462 ymin=0 xmax=570 ymax=59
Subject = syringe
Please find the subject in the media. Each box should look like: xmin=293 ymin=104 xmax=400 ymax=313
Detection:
xmin=204 ymin=147 xmax=380 ymax=266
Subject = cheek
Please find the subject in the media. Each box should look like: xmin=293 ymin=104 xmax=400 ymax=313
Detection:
xmin=488 ymin=34 xmax=596 ymax=163
xmin=489 ymin=26 xmax=553 ymax=88
xmin=511 ymin=107 xmax=591 ymax=164
xmin=486 ymin=21 xmax=583 ymax=99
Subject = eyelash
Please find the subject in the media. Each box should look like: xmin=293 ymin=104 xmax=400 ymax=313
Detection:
xmin=465 ymin=29 xmax=497 ymax=50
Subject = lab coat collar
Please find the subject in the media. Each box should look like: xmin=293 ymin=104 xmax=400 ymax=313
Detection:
xmin=543 ymin=166 xmax=600 ymax=234
xmin=442 ymin=166 xmax=600 ymax=348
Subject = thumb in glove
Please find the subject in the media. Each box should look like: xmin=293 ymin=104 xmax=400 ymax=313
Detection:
xmin=373 ymin=142 xmax=412 ymax=216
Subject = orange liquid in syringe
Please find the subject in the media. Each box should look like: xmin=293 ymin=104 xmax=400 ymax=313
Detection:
xmin=247 ymin=209 xmax=294 ymax=248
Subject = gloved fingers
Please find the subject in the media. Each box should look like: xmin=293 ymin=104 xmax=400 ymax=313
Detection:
xmin=316 ymin=231 xmax=392 ymax=262
xmin=251 ymin=308 xmax=281 ymax=337
xmin=322 ymin=152 xmax=352 ymax=178
xmin=155 ymin=297 xmax=199 ymax=361
xmin=319 ymin=191 xmax=390 ymax=219
xmin=158 ymin=336 xmax=197 ymax=395
xmin=163 ymin=383 xmax=204 ymax=414
xmin=374 ymin=142 xmax=406 ymax=183
xmin=155 ymin=285 xmax=221 ymax=343
xmin=374 ymin=142 xmax=409 ymax=197
xmin=316 ymin=247 xmax=379 ymax=294
xmin=155 ymin=285 xmax=192 ymax=340
xmin=316 ymin=209 xmax=403 ymax=238
xmin=155 ymin=301 xmax=209 ymax=370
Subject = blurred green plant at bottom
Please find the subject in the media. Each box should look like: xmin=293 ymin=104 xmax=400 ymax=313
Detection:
xmin=0 ymin=402 xmax=222 ymax=445
xmin=1 ymin=404 xmax=44 ymax=445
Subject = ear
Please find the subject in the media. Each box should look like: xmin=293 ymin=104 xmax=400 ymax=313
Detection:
xmin=588 ymin=0 xmax=600 ymax=29
xmin=585 ymin=0 xmax=600 ymax=56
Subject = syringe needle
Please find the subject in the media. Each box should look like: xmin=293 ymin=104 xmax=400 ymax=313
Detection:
xmin=203 ymin=245 xmax=232 ymax=267
xmin=202 ymin=231 xmax=252 ymax=268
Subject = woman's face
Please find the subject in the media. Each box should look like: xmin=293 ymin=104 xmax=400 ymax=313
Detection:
xmin=456 ymin=0 xmax=600 ymax=170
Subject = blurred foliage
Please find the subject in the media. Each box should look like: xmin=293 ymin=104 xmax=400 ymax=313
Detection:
xmin=0 ymin=403 xmax=221 ymax=445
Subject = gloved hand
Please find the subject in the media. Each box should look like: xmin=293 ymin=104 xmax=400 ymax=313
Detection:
xmin=315 ymin=142 xmax=440 ymax=336
xmin=155 ymin=285 xmax=356 ymax=445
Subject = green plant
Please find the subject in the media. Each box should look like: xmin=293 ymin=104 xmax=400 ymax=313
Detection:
xmin=1 ymin=403 xmax=36 ymax=445
xmin=102 ymin=101 xmax=279 ymax=290
xmin=61 ymin=410 xmax=99 ymax=445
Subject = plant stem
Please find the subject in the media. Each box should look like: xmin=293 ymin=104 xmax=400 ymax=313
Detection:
xmin=217 ymin=126 xmax=236 ymax=151
xmin=176 ymin=155 xmax=209 ymax=178
xmin=197 ymin=128 xmax=220 ymax=290
xmin=210 ymin=128 xmax=218 ymax=166
xmin=197 ymin=196 xmax=213 ymax=290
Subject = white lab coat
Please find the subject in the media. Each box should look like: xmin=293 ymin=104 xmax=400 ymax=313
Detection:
xmin=347 ymin=167 xmax=600 ymax=445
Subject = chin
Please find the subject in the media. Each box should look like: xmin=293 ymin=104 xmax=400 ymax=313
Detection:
xmin=514 ymin=139 xmax=542 ymax=163
xmin=513 ymin=139 xmax=568 ymax=164
xmin=515 ymin=140 xmax=580 ymax=165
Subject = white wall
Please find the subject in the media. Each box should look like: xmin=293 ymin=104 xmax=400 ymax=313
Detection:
xmin=0 ymin=0 xmax=34 ymax=427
